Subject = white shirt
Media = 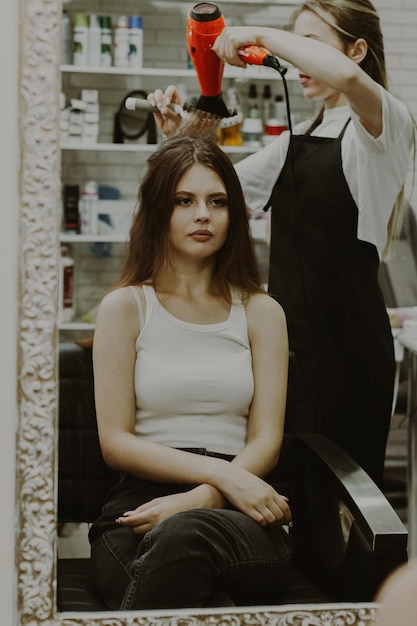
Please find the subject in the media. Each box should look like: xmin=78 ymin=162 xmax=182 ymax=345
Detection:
xmin=131 ymin=285 xmax=253 ymax=455
xmin=235 ymin=85 xmax=413 ymax=258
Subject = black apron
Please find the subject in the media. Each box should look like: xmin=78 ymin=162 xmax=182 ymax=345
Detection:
xmin=267 ymin=119 xmax=394 ymax=485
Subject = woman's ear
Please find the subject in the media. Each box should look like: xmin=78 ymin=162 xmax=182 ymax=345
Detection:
xmin=347 ymin=38 xmax=368 ymax=64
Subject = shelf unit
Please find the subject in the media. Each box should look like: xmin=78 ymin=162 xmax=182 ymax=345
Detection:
xmin=59 ymin=0 xmax=300 ymax=332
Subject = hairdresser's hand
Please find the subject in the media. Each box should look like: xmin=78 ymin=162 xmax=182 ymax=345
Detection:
xmin=115 ymin=485 xmax=225 ymax=535
xmin=213 ymin=462 xmax=292 ymax=527
xmin=213 ymin=26 xmax=261 ymax=68
xmin=147 ymin=85 xmax=183 ymax=137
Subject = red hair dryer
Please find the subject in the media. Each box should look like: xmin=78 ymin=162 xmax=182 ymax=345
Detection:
xmin=187 ymin=3 xmax=284 ymax=118
xmin=187 ymin=3 xmax=230 ymax=118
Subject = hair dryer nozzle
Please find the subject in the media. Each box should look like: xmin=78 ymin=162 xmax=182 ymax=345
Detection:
xmin=195 ymin=94 xmax=231 ymax=118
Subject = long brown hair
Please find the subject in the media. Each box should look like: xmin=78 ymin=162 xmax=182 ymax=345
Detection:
xmin=115 ymin=135 xmax=263 ymax=301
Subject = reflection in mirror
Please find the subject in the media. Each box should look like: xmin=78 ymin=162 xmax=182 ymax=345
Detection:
xmin=15 ymin=0 xmax=399 ymax=624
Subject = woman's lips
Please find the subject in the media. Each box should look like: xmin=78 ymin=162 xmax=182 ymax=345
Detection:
xmin=299 ymin=73 xmax=310 ymax=85
xmin=190 ymin=230 xmax=213 ymax=242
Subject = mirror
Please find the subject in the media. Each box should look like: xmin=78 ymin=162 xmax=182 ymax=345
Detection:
xmin=113 ymin=89 xmax=157 ymax=144
xmin=16 ymin=0 xmax=381 ymax=623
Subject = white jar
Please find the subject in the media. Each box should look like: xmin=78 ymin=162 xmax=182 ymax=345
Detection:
xmin=241 ymin=117 xmax=263 ymax=148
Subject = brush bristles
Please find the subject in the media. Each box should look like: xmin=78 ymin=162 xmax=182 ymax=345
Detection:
xmin=174 ymin=108 xmax=222 ymax=140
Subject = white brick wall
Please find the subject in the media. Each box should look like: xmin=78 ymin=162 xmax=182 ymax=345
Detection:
xmin=61 ymin=0 xmax=417 ymax=328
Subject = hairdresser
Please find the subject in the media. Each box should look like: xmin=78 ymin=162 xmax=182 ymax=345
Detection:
xmin=149 ymin=0 xmax=415 ymax=486
xmin=88 ymin=136 xmax=292 ymax=610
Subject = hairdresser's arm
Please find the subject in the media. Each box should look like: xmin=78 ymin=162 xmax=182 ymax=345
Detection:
xmin=94 ymin=288 xmax=290 ymax=531
xmin=213 ymin=26 xmax=382 ymax=137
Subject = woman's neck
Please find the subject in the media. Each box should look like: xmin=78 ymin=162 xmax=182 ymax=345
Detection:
xmin=323 ymin=91 xmax=348 ymax=110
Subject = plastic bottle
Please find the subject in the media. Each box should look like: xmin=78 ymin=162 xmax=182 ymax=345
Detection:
xmin=99 ymin=16 xmax=113 ymax=67
xmin=247 ymin=84 xmax=260 ymax=119
xmin=273 ymin=94 xmax=287 ymax=122
xmin=113 ymin=15 xmax=129 ymax=67
xmin=63 ymin=184 xmax=80 ymax=233
xmin=88 ymin=14 xmax=102 ymax=66
xmin=80 ymin=181 xmax=99 ymax=234
xmin=128 ymin=16 xmax=143 ymax=68
xmin=61 ymin=11 xmax=72 ymax=65
xmin=59 ymin=246 xmax=75 ymax=323
xmin=219 ymin=87 xmax=243 ymax=146
xmin=241 ymin=117 xmax=263 ymax=148
xmin=261 ymin=84 xmax=272 ymax=126
xmin=73 ymin=13 xmax=89 ymax=66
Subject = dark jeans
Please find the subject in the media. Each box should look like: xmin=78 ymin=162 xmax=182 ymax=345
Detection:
xmin=89 ymin=449 xmax=293 ymax=610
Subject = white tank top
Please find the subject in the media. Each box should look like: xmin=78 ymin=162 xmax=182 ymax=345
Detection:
xmin=129 ymin=285 xmax=253 ymax=455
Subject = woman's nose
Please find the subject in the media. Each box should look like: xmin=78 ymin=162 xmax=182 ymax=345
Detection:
xmin=194 ymin=202 xmax=210 ymax=221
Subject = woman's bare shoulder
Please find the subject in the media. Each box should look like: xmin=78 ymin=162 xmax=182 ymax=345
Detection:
xmin=100 ymin=286 xmax=135 ymax=309
xmin=97 ymin=286 xmax=144 ymax=325
xmin=246 ymin=291 xmax=285 ymax=317
xmin=245 ymin=292 xmax=287 ymax=332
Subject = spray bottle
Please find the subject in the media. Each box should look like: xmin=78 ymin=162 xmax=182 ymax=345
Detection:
xmin=80 ymin=181 xmax=99 ymax=235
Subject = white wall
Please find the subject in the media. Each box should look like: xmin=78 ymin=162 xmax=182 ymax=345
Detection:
xmin=1 ymin=1 xmax=416 ymax=625
xmin=0 ymin=0 xmax=19 ymax=623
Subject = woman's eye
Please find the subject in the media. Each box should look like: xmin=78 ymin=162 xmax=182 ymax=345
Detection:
xmin=210 ymin=197 xmax=228 ymax=207
xmin=175 ymin=197 xmax=192 ymax=206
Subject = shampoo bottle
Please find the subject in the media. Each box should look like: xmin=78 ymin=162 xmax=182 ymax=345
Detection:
xmin=128 ymin=16 xmax=143 ymax=67
xmin=99 ymin=16 xmax=113 ymax=67
xmin=88 ymin=14 xmax=102 ymax=66
xmin=114 ymin=16 xmax=129 ymax=67
xmin=73 ymin=13 xmax=89 ymax=66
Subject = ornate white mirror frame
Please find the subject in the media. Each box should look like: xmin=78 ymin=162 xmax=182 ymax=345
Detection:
xmin=15 ymin=0 xmax=380 ymax=623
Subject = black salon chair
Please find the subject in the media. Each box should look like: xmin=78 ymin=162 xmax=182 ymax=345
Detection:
xmin=57 ymin=342 xmax=408 ymax=612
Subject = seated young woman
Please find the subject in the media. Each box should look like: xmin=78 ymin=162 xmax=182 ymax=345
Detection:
xmin=88 ymin=135 xmax=292 ymax=610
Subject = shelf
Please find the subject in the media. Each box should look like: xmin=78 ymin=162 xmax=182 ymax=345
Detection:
xmin=60 ymin=142 xmax=258 ymax=155
xmin=59 ymin=321 xmax=95 ymax=331
xmin=61 ymin=142 xmax=155 ymax=152
xmin=60 ymin=233 xmax=128 ymax=243
xmin=61 ymin=64 xmax=297 ymax=81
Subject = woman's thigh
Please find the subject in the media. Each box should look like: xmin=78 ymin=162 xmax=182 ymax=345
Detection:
xmin=121 ymin=507 xmax=292 ymax=609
